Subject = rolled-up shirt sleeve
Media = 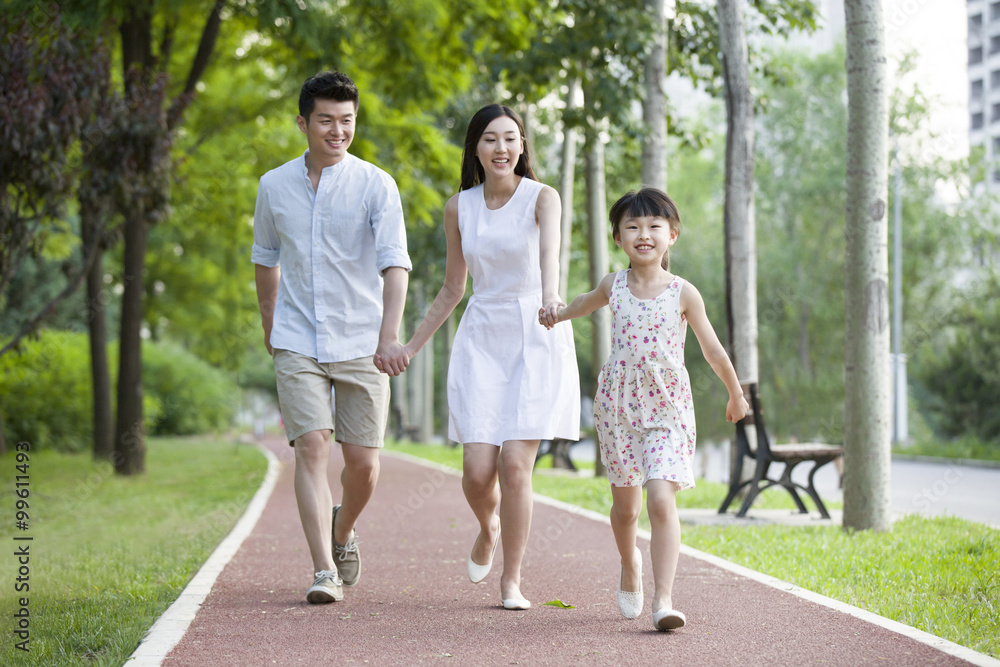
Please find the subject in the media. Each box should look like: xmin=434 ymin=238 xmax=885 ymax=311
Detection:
xmin=369 ymin=173 xmax=412 ymax=274
xmin=251 ymin=179 xmax=281 ymax=267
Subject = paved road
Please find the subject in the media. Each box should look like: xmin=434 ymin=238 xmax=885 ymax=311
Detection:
xmin=146 ymin=436 xmax=991 ymax=666
xmin=572 ymin=440 xmax=1000 ymax=527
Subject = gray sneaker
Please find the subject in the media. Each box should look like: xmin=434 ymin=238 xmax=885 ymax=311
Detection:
xmin=306 ymin=569 xmax=343 ymax=604
xmin=332 ymin=505 xmax=361 ymax=586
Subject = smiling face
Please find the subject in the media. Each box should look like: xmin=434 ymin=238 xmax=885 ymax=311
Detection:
xmin=475 ymin=115 xmax=523 ymax=181
xmin=297 ymin=98 xmax=356 ymax=167
xmin=615 ymin=215 xmax=678 ymax=267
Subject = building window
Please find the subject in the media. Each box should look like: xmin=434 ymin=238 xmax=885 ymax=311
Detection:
xmin=972 ymin=13 xmax=984 ymax=30
xmin=992 ymin=35 xmax=1000 ymax=54
xmin=991 ymin=103 xmax=1000 ymax=123
xmin=992 ymin=136 xmax=1000 ymax=155
xmin=992 ymin=70 xmax=1000 ymax=89
xmin=971 ymin=46 xmax=984 ymax=65
xmin=973 ymin=112 xmax=985 ymax=130
xmin=973 ymin=79 xmax=985 ymax=101
xmin=992 ymin=2 xmax=1000 ymax=21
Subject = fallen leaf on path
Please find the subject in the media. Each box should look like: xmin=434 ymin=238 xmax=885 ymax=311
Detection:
xmin=542 ymin=599 xmax=575 ymax=609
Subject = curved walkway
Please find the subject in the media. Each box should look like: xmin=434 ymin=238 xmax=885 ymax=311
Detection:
xmin=129 ymin=436 xmax=996 ymax=666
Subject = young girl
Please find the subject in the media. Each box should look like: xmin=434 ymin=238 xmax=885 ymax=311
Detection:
xmin=539 ymin=187 xmax=748 ymax=630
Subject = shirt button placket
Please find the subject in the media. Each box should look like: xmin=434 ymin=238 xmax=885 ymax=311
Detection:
xmin=312 ymin=177 xmax=326 ymax=360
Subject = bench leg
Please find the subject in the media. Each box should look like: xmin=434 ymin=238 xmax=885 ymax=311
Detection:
xmin=777 ymin=462 xmax=810 ymax=514
xmin=736 ymin=459 xmax=771 ymax=517
xmin=718 ymin=445 xmax=749 ymax=514
xmin=804 ymin=459 xmax=834 ymax=519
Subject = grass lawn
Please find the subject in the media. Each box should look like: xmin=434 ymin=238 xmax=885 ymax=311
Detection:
xmin=0 ymin=437 xmax=266 ymax=667
xmin=894 ymin=435 xmax=1000 ymax=464
xmin=386 ymin=439 xmax=1000 ymax=659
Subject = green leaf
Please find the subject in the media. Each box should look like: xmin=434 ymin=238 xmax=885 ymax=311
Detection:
xmin=542 ymin=599 xmax=575 ymax=609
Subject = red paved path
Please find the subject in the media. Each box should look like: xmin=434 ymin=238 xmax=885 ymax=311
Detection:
xmin=164 ymin=437 xmax=974 ymax=666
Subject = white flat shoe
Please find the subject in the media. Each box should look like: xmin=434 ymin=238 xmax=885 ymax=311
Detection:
xmin=617 ymin=546 xmax=643 ymax=619
xmin=652 ymin=607 xmax=686 ymax=631
xmin=501 ymin=597 xmax=531 ymax=610
xmin=467 ymin=517 xmax=500 ymax=584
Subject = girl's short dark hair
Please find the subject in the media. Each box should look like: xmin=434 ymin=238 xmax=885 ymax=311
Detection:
xmin=609 ymin=188 xmax=682 ymax=270
xmin=459 ymin=104 xmax=537 ymax=191
xmin=299 ymin=72 xmax=359 ymax=121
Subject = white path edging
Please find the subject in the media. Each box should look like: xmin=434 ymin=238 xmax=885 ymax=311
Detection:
xmin=383 ymin=453 xmax=998 ymax=667
xmin=530 ymin=492 xmax=1000 ymax=667
xmin=125 ymin=442 xmax=281 ymax=666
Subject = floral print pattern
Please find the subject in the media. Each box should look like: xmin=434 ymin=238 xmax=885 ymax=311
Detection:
xmin=594 ymin=270 xmax=696 ymax=489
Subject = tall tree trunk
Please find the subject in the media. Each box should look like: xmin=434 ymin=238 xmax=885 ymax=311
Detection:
xmin=419 ymin=287 xmax=435 ymax=444
xmin=843 ymin=0 xmax=891 ymax=532
xmin=441 ymin=310 xmax=455 ymax=444
xmin=111 ymin=0 xmax=221 ymax=474
xmin=642 ymin=0 xmax=668 ymax=190
xmin=391 ymin=374 xmax=408 ymax=440
xmin=558 ymin=78 xmax=580 ymax=300
xmin=408 ymin=286 xmax=435 ymax=443
xmin=584 ymin=109 xmax=610 ymax=478
xmin=115 ymin=207 xmax=148 ymax=475
xmin=523 ymin=104 xmax=536 ymax=155
xmin=82 ymin=206 xmax=114 ymax=461
xmin=115 ymin=3 xmax=154 ymax=476
xmin=718 ymin=0 xmax=759 ymax=491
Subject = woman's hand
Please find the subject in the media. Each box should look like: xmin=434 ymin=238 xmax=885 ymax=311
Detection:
xmin=538 ymin=300 xmax=565 ymax=329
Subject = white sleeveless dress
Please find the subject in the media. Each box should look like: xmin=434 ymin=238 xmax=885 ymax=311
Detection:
xmin=447 ymin=178 xmax=581 ymax=446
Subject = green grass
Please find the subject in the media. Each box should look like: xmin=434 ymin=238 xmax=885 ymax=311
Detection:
xmin=683 ymin=518 xmax=999 ymax=657
xmin=0 ymin=437 xmax=266 ymax=667
xmin=387 ymin=439 xmax=999 ymax=659
xmin=894 ymin=435 xmax=1000 ymax=464
xmin=386 ymin=439 xmax=841 ymax=516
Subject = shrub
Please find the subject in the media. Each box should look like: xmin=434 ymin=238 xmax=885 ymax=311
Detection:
xmin=0 ymin=331 xmax=102 ymax=452
xmin=0 ymin=330 xmax=237 ymax=452
xmin=915 ymin=276 xmax=1000 ymax=445
xmin=143 ymin=340 xmax=238 ymax=436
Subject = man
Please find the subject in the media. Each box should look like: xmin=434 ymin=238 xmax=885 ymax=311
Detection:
xmin=252 ymin=71 xmax=410 ymax=603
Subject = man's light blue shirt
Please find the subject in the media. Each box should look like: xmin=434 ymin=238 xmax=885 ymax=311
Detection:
xmin=251 ymin=151 xmax=411 ymax=363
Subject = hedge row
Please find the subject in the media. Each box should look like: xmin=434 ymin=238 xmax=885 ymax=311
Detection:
xmin=1 ymin=331 xmax=239 ymax=452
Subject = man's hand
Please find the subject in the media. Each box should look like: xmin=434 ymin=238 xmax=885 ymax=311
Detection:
xmin=374 ymin=340 xmax=409 ymax=376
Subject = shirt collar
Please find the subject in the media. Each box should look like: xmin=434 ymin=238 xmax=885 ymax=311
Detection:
xmin=301 ymin=150 xmax=352 ymax=177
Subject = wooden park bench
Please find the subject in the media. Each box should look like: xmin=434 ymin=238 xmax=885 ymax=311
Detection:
xmin=535 ymin=438 xmax=578 ymax=471
xmin=718 ymin=387 xmax=843 ymax=519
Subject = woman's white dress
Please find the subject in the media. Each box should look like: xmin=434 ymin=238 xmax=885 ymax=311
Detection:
xmin=446 ymin=178 xmax=580 ymax=446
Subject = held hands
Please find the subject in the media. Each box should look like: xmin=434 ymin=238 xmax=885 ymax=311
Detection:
xmin=726 ymin=394 xmax=750 ymax=423
xmin=373 ymin=339 xmax=410 ymax=376
xmin=537 ymin=300 xmax=566 ymax=330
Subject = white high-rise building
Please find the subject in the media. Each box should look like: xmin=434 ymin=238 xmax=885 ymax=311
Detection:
xmin=968 ymin=0 xmax=998 ymax=177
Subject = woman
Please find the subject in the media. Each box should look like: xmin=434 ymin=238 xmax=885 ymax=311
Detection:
xmin=390 ymin=104 xmax=579 ymax=609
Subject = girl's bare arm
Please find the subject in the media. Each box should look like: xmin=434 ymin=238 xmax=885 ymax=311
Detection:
xmin=681 ymin=282 xmax=749 ymax=423
xmin=539 ymin=272 xmax=614 ymax=329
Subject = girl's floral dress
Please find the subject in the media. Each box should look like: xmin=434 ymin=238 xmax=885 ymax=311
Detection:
xmin=594 ymin=270 xmax=696 ymax=489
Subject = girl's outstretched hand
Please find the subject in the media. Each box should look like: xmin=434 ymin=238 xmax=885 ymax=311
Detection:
xmin=726 ymin=394 xmax=750 ymax=423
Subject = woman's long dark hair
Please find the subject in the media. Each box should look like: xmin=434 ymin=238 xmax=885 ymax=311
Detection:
xmin=609 ymin=188 xmax=682 ymax=270
xmin=459 ymin=104 xmax=537 ymax=191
